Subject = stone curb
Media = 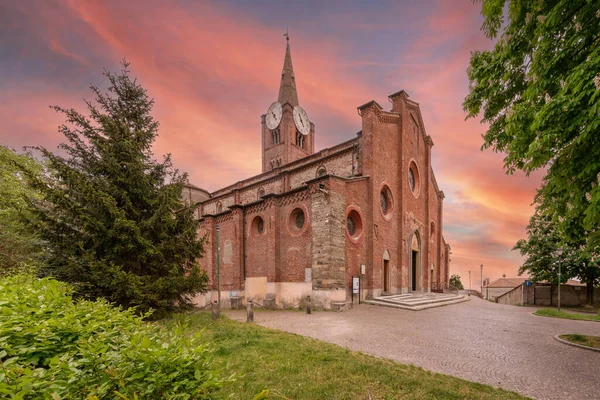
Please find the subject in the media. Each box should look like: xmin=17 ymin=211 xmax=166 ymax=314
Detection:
xmin=553 ymin=335 xmax=600 ymax=353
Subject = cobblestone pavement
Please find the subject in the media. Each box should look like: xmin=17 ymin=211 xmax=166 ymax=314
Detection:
xmin=227 ymin=298 xmax=600 ymax=400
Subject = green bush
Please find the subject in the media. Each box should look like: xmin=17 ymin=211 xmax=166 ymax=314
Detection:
xmin=0 ymin=275 xmax=226 ymax=399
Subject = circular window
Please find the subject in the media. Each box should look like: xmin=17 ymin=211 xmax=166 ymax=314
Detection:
xmin=346 ymin=209 xmax=363 ymax=242
xmin=252 ymin=216 xmax=264 ymax=234
xmin=408 ymin=161 xmax=420 ymax=197
xmin=289 ymin=208 xmax=307 ymax=233
xmin=316 ymin=167 xmax=327 ymax=177
xmin=379 ymin=185 xmax=393 ymax=218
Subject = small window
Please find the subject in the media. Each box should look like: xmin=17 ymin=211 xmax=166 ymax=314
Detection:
xmin=257 ymin=188 xmax=265 ymax=199
xmin=379 ymin=185 xmax=393 ymax=217
xmin=295 ymin=210 xmax=305 ymax=229
xmin=347 ymin=216 xmax=356 ymax=236
xmin=316 ymin=167 xmax=327 ymax=177
xmin=216 ymin=201 xmax=223 ymax=213
xmin=253 ymin=216 xmax=264 ymax=234
xmin=408 ymin=161 xmax=420 ymax=197
xmin=271 ymin=129 xmax=280 ymax=145
xmin=289 ymin=208 xmax=306 ymax=232
xmin=346 ymin=209 xmax=363 ymax=241
xmin=296 ymin=131 xmax=305 ymax=149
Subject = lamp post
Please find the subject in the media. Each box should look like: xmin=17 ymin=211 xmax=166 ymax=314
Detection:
xmin=468 ymin=270 xmax=471 ymax=297
xmin=480 ymin=264 xmax=483 ymax=298
xmin=556 ymin=247 xmax=563 ymax=312
xmin=216 ymin=225 xmax=221 ymax=312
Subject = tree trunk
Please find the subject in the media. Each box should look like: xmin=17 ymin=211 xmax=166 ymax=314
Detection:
xmin=586 ymin=279 xmax=594 ymax=306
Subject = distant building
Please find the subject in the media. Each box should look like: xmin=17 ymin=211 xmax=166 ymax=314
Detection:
xmin=186 ymin=37 xmax=450 ymax=309
xmin=482 ymin=278 xmax=528 ymax=301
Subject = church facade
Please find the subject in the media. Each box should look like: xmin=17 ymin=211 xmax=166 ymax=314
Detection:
xmin=186 ymin=38 xmax=451 ymax=309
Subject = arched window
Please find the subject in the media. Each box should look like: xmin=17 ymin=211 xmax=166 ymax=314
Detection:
xmin=216 ymin=201 xmax=223 ymax=213
xmin=252 ymin=216 xmax=264 ymax=235
xmin=295 ymin=131 xmax=305 ymax=149
xmin=271 ymin=129 xmax=280 ymax=145
xmin=257 ymin=188 xmax=265 ymax=199
xmin=316 ymin=166 xmax=327 ymax=177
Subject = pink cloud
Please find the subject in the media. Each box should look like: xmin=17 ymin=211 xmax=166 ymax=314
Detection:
xmin=0 ymin=0 xmax=543 ymax=285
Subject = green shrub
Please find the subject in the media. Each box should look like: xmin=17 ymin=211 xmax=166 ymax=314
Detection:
xmin=0 ymin=275 xmax=226 ymax=399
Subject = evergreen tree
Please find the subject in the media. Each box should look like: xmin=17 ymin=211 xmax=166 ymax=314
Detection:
xmin=463 ymin=1 xmax=600 ymax=267
xmin=23 ymin=61 xmax=207 ymax=314
xmin=0 ymin=146 xmax=43 ymax=276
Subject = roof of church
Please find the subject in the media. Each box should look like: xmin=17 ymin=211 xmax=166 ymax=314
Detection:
xmin=278 ymin=37 xmax=299 ymax=107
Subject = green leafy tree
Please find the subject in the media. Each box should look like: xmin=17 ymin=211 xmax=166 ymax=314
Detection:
xmin=449 ymin=274 xmax=464 ymax=291
xmin=0 ymin=146 xmax=43 ymax=276
xmin=23 ymin=61 xmax=207 ymax=315
xmin=463 ymin=1 xmax=600 ymax=264
xmin=515 ymin=206 xmax=599 ymax=304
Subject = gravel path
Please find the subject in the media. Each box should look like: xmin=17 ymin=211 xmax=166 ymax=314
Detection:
xmin=227 ymin=297 xmax=600 ymax=400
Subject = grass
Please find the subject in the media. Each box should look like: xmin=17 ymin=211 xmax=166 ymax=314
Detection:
xmin=534 ymin=308 xmax=600 ymax=322
xmin=165 ymin=312 xmax=527 ymax=399
xmin=559 ymin=334 xmax=600 ymax=350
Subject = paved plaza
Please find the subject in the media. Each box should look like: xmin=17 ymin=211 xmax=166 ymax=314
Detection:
xmin=228 ymin=297 xmax=600 ymax=400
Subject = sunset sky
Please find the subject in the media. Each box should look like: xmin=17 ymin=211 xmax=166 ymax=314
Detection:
xmin=1 ymin=0 xmax=545 ymax=286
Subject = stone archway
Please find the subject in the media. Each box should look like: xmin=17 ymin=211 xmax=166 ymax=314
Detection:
xmin=383 ymin=250 xmax=391 ymax=293
xmin=408 ymin=230 xmax=421 ymax=291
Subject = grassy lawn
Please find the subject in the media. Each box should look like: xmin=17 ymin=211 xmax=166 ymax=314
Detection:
xmin=165 ymin=312 xmax=527 ymax=399
xmin=534 ymin=308 xmax=600 ymax=322
xmin=559 ymin=334 xmax=600 ymax=350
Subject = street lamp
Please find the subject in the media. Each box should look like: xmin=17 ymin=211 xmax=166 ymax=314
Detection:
xmin=556 ymin=248 xmax=563 ymax=312
xmin=468 ymin=270 xmax=471 ymax=297
xmin=480 ymin=264 xmax=483 ymax=298
xmin=216 ymin=225 xmax=221 ymax=312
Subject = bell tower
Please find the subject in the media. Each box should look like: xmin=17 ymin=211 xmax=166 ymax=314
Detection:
xmin=261 ymin=35 xmax=315 ymax=173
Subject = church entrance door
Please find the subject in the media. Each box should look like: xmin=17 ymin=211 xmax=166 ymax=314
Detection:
xmin=409 ymin=231 xmax=421 ymax=292
xmin=383 ymin=260 xmax=390 ymax=292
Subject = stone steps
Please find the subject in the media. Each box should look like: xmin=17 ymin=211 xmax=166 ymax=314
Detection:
xmin=364 ymin=293 xmax=470 ymax=311
xmin=375 ymin=295 xmax=462 ymax=306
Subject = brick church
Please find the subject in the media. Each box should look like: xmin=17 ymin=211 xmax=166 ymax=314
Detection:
xmin=185 ymin=37 xmax=451 ymax=309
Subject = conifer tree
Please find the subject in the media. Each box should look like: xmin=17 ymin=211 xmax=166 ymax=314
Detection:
xmin=24 ymin=61 xmax=207 ymax=314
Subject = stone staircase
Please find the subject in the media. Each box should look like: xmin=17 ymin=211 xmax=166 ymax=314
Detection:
xmin=364 ymin=292 xmax=469 ymax=311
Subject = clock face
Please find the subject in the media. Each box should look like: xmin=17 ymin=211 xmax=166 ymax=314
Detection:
xmin=265 ymin=102 xmax=283 ymax=130
xmin=293 ymin=106 xmax=310 ymax=136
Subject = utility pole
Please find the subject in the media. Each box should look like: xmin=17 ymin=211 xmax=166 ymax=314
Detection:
xmin=216 ymin=225 xmax=221 ymax=312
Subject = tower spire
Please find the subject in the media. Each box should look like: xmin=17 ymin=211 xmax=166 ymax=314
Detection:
xmin=278 ymin=33 xmax=299 ymax=107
